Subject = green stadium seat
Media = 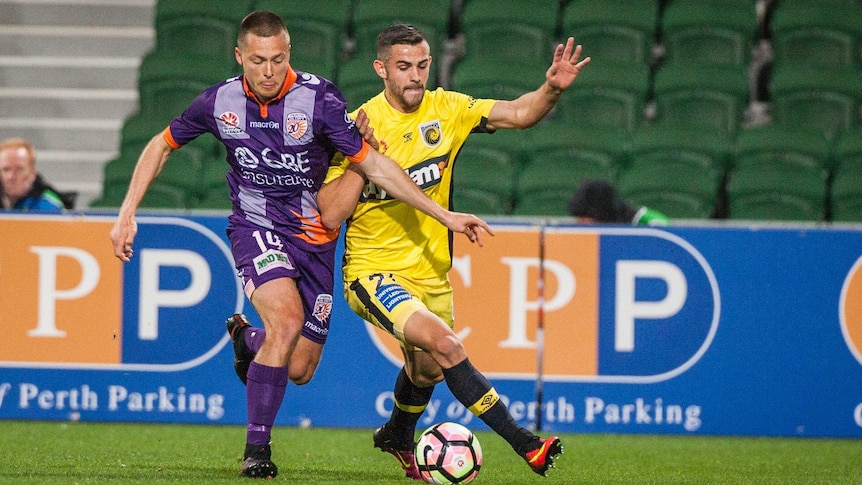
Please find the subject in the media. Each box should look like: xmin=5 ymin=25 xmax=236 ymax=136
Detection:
xmin=770 ymin=0 xmax=862 ymax=66
xmin=89 ymin=184 xmax=127 ymax=208
xmin=255 ymin=0 xmax=351 ymax=80
xmin=617 ymin=161 xmax=721 ymax=219
xmin=554 ymin=61 xmax=650 ymax=132
xmin=154 ymin=0 xmax=253 ymax=57
xmin=561 ymin=0 xmax=659 ymax=64
xmin=512 ymin=187 xmax=577 ymax=217
xmin=452 ymin=188 xmax=512 ymax=215
xmin=660 ymin=0 xmax=757 ymax=66
xmin=527 ymin=122 xmax=628 ymax=181
xmin=350 ymin=0 xmax=450 ymax=64
xmin=619 ymin=123 xmax=727 ymax=220
xmin=94 ymin=141 xmax=204 ymax=210
xmin=512 ymin=189 xmax=580 ymax=216
xmin=831 ymin=128 xmax=862 ymax=222
xmin=155 ymin=149 xmax=203 ymax=204
xmin=628 ymin=123 xmax=731 ymax=174
xmin=515 ymin=162 xmax=610 ymax=216
xmin=452 ymin=130 xmax=527 ymax=214
xmin=652 ymin=63 xmax=749 ymax=135
xmin=830 ymin=168 xmax=862 ymax=223
xmin=120 ymin=112 xmax=172 ymax=152
xmin=769 ymin=65 xmax=862 ymax=137
xmin=138 ymin=52 xmax=239 ymax=120
xmin=101 ymin=151 xmax=138 ymax=190
xmin=833 ymin=127 xmax=862 ymax=168
xmin=119 ymin=113 xmax=222 ymax=167
xmin=336 ymin=57 xmax=385 ymax=109
xmin=461 ymin=128 xmax=530 ymax=169
xmin=91 ymin=152 xmax=138 ymax=208
xmin=461 ymin=0 xmax=559 ymax=62
xmin=450 ymin=57 xmax=546 ymax=101
xmin=139 ymin=183 xmax=193 ymax=210
xmin=726 ymin=165 xmax=827 ymax=221
xmin=733 ymin=124 xmax=833 ymax=173
xmin=727 ymin=124 xmax=831 ymax=222
xmin=514 ymin=124 xmax=630 ymax=217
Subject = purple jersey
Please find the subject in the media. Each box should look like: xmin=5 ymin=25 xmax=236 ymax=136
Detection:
xmin=166 ymin=67 xmax=365 ymax=253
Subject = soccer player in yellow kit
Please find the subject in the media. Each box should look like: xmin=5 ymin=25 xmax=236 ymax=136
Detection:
xmin=318 ymin=24 xmax=590 ymax=479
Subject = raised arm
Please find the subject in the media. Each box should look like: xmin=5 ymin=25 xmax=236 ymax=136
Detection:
xmin=485 ymin=37 xmax=591 ymax=131
xmin=109 ymin=133 xmax=174 ymax=261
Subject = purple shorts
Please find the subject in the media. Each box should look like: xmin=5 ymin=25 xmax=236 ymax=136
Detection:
xmin=227 ymin=221 xmax=335 ymax=344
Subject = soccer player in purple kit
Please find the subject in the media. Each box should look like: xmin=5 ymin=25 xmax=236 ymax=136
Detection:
xmin=109 ymin=11 xmax=491 ymax=479
xmin=226 ymin=23 xmax=590 ymax=480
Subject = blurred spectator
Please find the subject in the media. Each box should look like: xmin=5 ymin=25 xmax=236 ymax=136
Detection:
xmin=0 ymin=138 xmax=74 ymax=211
xmin=567 ymin=179 xmax=669 ymax=225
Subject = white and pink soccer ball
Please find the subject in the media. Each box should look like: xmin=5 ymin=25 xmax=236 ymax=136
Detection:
xmin=415 ymin=422 xmax=483 ymax=484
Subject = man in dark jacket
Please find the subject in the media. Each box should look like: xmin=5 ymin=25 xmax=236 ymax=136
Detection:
xmin=0 ymin=138 xmax=73 ymax=211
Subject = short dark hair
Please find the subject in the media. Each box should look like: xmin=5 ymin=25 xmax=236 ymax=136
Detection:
xmin=567 ymin=179 xmax=636 ymax=223
xmin=238 ymin=11 xmax=288 ymax=47
xmin=376 ymin=24 xmax=427 ymax=60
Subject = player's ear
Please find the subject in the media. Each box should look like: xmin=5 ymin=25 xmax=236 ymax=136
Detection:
xmin=234 ymin=47 xmax=243 ymax=67
xmin=373 ymin=59 xmax=386 ymax=79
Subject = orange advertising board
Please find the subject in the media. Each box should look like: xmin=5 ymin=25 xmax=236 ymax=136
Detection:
xmin=0 ymin=218 xmax=123 ymax=364
xmin=842 ymin=257 xmax=862 ymax=361
xmin=370 ymin=226 xmax=599 ymax=378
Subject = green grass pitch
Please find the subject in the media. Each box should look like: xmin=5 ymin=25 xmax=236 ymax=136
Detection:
xmin=3 ymin=420 xmax=860 ymax=484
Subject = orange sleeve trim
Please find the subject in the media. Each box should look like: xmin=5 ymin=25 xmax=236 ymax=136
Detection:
xmin=345 ymin=139 xmax=370 ymax=163
xmin=163 ymin=127 xmax=181 ymax=149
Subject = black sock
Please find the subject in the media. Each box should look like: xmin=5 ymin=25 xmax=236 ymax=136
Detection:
xmin=442 ymin=358 xmax=534 ymax=453
xmin=387 ymin=367 xmax=434 ymax=444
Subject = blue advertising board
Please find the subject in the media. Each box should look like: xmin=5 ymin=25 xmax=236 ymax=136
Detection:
xmin=1 ymin=213 xmax=861 ymax=438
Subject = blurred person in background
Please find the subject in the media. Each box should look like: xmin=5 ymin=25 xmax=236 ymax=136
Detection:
xmin=0 ymin=138 xmax=72 ymax=211
xmin=567 ymin=178 xmax=669 ymax=225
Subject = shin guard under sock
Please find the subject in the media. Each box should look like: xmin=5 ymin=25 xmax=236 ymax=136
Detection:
xmin=442 ymin=358 xmax=534 ymax=452
xmin=246 ymin=361 xmax=289 ymax=446
xmin=387 ymin=367 xmax=434 ymax=443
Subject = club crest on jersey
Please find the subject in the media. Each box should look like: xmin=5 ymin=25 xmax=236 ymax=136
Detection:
xmin=218 ymin=111 xmax=244 ymax=135
xmin=285 ymin=112 xmax=309 ymax=140
xmin=312 ymin=294 xmax=333 ymax=322
xmin=419 ymin=120 xmax=442 ymax=148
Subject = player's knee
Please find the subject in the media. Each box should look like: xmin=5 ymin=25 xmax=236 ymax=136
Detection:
xmin=265 ymin=320 xmax=302 ymax=351
xmin=289 ymin=365 xmax=316 ymax=385
xmin=430 ymin=334 xmax=464 ymax=361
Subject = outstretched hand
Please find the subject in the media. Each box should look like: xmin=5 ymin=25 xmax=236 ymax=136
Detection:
xmin=546 ymin=37 xmax=591 ymax=92
xmin=445 ymin=212 xmax=495 ymax=247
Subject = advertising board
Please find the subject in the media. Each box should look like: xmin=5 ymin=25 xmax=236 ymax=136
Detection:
xmin=1 ymin=214 xmax=860 ymax=437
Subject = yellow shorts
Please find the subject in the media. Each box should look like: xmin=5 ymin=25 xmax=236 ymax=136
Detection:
xmin=345 ymin=272 xmax=453 ymax=350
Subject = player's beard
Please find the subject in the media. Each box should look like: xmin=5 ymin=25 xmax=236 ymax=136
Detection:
xmin=392 ymin=82 xmax=425 ymax=112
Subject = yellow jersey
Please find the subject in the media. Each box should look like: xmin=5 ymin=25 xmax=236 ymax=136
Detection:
xmin=325 ymin=88 xmax=497 ymax=280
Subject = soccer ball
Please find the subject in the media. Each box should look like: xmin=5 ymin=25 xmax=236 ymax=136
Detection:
xmin=415 ymin=422 xmax=483 ymax=484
